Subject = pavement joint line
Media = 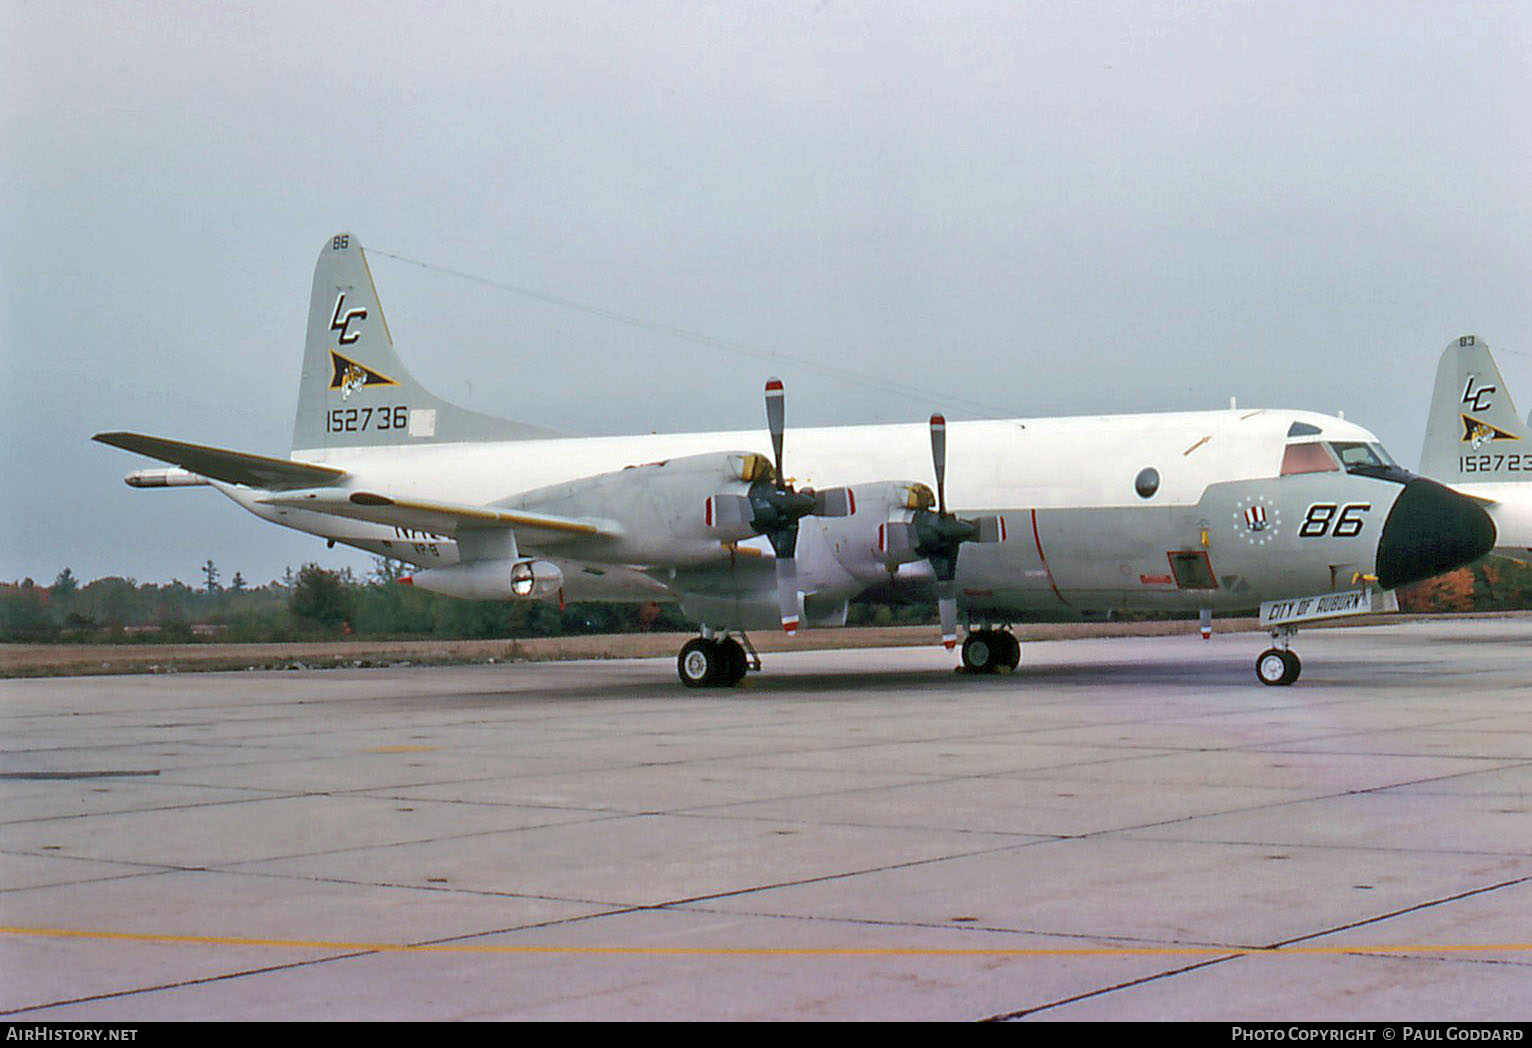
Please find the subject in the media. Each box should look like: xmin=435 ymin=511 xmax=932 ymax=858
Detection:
xmin=983 ymin=954 xmax=1240 ymax=1022
xmin=1266 ymin=873 xmax=1532 ymax=952
xmin=4 ymin=926 xmax=1532 ymax=957
xmin=0 ymin=951 xmax=379 ymax=1018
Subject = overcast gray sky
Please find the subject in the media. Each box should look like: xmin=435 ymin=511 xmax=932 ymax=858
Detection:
xmin=4 ymin=1 xmax=1530 ymax=586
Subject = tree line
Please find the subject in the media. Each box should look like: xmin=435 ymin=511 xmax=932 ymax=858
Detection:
xmin=3 ymin=555 xmax=1529 ymax=645
xmin=0 ymin=560 xmax=938 ymax=644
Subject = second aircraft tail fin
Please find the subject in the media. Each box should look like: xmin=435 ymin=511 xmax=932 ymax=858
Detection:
xmin=1420 ymin=335 xmax=1531 ymax=484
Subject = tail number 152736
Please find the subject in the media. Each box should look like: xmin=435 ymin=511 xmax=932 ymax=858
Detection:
xmin=327 ymin=406 xmax=409 ymax=433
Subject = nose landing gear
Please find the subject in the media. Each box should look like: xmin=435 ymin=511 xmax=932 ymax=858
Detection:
xmin=1256 ymin=626 xmax=1302 ymax=686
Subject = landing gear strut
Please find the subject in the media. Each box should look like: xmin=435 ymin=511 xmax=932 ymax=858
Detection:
xmin=960 ymin=628 xmax=1021 ymax=674
xmin=677 ymin=633 xmax=757 ymax=688
xmin=1255 ymin=626 xmax=1302 ymax=686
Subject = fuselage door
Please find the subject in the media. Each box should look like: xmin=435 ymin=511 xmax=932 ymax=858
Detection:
xmin=1167 ymin=549 xmax=1218 ymax=590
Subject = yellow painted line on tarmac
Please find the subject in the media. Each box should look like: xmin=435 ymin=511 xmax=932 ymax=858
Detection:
xmin=3 ymin=927 xmax=1531 ymax=958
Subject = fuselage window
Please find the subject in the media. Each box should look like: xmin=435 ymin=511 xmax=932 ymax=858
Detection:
xmin=1280 ymin=442 xmax=1339 ymax=476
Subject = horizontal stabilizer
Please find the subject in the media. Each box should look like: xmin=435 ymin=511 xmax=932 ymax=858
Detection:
xmin=94 ymin=432 xmax=346 ymax=490
xmin=258 ymin=489 xmax=620 ymax=547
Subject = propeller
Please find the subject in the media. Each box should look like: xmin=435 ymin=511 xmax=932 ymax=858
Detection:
xmin=879 ymin=414 xmax=1006 ymax=650
xmin=753 ymin=379 xmax=810 ymax=632
xmin=918 ymin=414 xmax=973 ymax=648
xmin=705 ymin=378 xmax=854 ymax=635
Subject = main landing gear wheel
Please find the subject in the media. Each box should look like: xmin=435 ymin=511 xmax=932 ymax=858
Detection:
xmin=961 ymin=629 xmax=1021 ymax=674
xmin=677 ymin=637 xmax=750 ymax=688
xmin=715 ymin=637 xmax=749 ymax=686
xmin=678 ymin=638 xmax=718 ymax=688
xmin=1255 ymin=648 xmax=1301 ymax=686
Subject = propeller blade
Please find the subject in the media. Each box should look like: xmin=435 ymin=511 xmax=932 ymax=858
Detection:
xmin=878 ymin=520 xmax=917 ymax=561
xmin=972 ymin=514 xmax=1006 ymax=543
xmin=704 ymin=493 xmax=755 ymax=540
xmin=929 ymin=413 xmax=947 ymax=515
xmin=765 ymin=378 xmax=786 ymax=485
xmin=775 ymin=555 xmax=800 ymax=635
xmin=811 ymin=486 xmax=855 ymax=518
xmin=937 ymin=578 xmax=958 ymax=650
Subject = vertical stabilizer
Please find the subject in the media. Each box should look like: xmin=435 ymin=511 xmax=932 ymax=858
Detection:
xmin=292 ymin=233 xmax=556 ymax=453
xmin=1419 ymin=335 xmax=1530 ymax=483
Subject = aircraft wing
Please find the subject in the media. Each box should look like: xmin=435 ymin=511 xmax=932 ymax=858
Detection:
xmin=257 ymin=489 xmax=621 ymax=549
xmin=94 ymin=432 xmax=347 ymax=490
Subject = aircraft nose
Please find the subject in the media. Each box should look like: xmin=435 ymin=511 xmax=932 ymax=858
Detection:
xmin=1375 ymin=478 xmax=1497 ymax=590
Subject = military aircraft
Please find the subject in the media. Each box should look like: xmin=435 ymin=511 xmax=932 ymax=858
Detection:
xmin=96 ymin=233 xmax=1496 ymax=687
xmin=1419 ymin=335 xmax=1532 ymax=563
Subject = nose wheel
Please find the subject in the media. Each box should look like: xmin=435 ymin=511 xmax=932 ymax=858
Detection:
xmin=1255 ymin=648 xmax=1302 ymax=685
xmin=1255 ymin=627 xmax=1302 ymax=686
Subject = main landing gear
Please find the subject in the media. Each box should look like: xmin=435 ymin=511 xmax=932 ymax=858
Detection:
xmin=1255 ymin=626 xmax=1302 ymax=686
xmin=959 ymin=628 xmax=1021 ymax=674
xmin=677 ymin=632 xmax=759 ymax=688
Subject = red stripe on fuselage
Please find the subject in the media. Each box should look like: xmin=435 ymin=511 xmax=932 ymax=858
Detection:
xmin=1031 ymin=508 xmax=1068 ymax=605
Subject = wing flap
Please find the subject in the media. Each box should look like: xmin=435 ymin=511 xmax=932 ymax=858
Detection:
xmin=95 ymin=432 xmax=346 ymax=490
xmin=259 ymin=489 xmax=620 ymax=547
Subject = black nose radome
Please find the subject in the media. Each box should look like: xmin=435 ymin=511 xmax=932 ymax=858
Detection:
xmin=1376 ymin=478 xmax=1497 ymax=590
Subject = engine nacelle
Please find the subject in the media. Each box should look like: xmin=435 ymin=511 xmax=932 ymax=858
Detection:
xmin=810 ymin=480 xmax=937 ymax=581
xmin=673 ymin=481 xmax=942 ymax=632
xmin=515 ymin=450 xmax=776 ymax=564
xmin=403 ymin=559 xmax=564 ymax=600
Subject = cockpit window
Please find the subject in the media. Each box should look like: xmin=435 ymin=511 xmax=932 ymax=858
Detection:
xmin=1280 ymin=442 xmax=1339 ymax=476
xmin=1328 ymin=441 xmax=1397 ymax=473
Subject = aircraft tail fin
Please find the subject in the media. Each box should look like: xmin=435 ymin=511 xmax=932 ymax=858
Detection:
xmin=1419 ymin=335 xmax=1531 ymax=483
xmin=292 ymin=233 xmax=558 ymax=453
